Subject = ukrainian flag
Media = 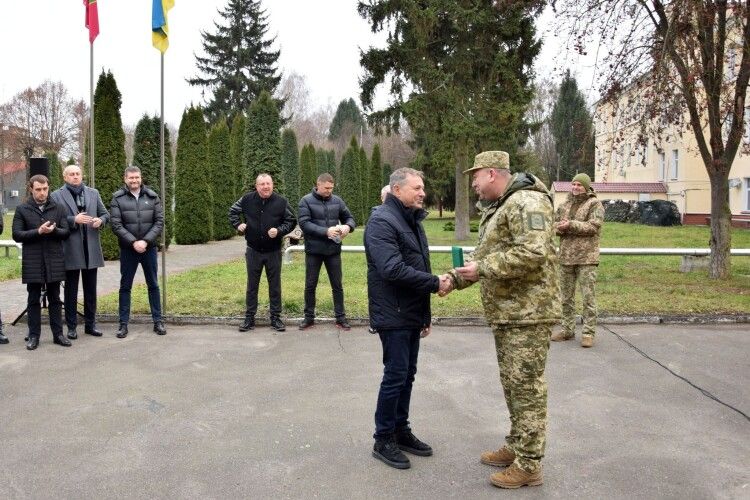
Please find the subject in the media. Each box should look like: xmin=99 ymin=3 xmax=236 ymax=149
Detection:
xmin=152 ymin=0 xmax=174 ymax=53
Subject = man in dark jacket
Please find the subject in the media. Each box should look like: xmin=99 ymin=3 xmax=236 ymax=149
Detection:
xmin=297 ymin=173 xmax=356 ymax=330
xmin=0 ymin=214 xmax=6 ymax=344
xmin=51 ymin=164 xmax=109 ymax=339
xmin=364 ymin=167 xmax=451 ymax=470
xmin=12 ymin=174 xmax=71 ymax=350
xmin=110 ymin=166 xmax=165 ymax=338
xmin=229 ymin=173 xmax=296 ymax=332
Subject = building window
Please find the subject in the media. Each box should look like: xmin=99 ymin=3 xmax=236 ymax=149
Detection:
xmin=659 ymin=152 xmax=666 ymax=181
xmin=671 ymin=150 xmax=679 ymax=180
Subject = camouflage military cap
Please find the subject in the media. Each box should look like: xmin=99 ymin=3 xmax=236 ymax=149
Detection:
xmin=463 ymin=151 xmax=510 ymax=174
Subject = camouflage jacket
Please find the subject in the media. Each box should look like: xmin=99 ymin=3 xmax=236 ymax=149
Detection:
xmin=555 ymin=191 xmax=604 ymax=265
xmin=450 ymin=173 xmax=561 ymax=326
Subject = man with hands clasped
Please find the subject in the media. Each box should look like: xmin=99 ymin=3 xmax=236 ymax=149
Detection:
xmin=444 ymin=151 xmax=560 ymax=489
xmin=364 ymin=167 xmax=452 ymax=470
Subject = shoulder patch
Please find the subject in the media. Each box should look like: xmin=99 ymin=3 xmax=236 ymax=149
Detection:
xmin=527 ymin=212 xmax=546 ymax=230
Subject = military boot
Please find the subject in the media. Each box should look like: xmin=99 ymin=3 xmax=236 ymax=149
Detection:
xmin=551 ymin=331 xmax=574 ymax=341
xmin=480 ymin=446 xmax=515 ymax=467
xmin=490 ymin=464 xmax=543 ymax=489
xmin=581 ymin=335 xmax=594 ymax=348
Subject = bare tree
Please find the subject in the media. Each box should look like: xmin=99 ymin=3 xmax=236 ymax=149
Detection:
xmin=552 ymin=0 xmax=750 ymax=279
xmin=526 ymin=77 xmax=560 ymax=183
xmin=278 ymin=71 xmax=312 ymax=122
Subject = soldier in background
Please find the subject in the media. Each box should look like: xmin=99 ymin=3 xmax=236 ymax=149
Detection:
xmin=552 ymin=173 xmax=604 ymax=348
xmin=447 ymin=151 xmax=560 ymax=489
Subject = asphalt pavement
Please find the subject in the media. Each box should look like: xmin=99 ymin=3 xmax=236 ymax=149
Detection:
xmin=0 ymin=323 xmax=747 ymax=499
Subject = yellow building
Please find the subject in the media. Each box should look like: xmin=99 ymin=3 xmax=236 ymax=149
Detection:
xmin=592 ymin=81 xmax=750 ymax=226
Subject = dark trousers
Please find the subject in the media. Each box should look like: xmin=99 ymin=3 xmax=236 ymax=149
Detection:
xmin=374 ymin=328 xmax=421 ymax=439
xmin=27 ymin=282 xmax=63 ymax=340
xmin=119 ymin=246 xmax=162 ymax=324
xmin=64 ymin=268 xmax=98 ymax=330
xmin=245 ymin=246 xmax=282 ymax=320
xmin=303 ymin=253 xmax=345 ymax=321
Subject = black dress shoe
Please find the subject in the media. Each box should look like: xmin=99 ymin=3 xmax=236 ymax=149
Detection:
xmin=153 ymin=321 xmax=167 ymax=335
xmin=373 ymin=436 xmax=411 ymax=469
xmin=116 ymin=323 xmax=129 ymax=339
xmin=270 ymin=318 xmax=286 ymax=332
xmin=298 ymin=318 xmax=315 ymax=330
xmin=26 ymin=336 xmax=39 ymax=350
xmin=53 ymin=335 xmax=73 ymax=347
xmin=67 ymin=328 xmax=78 ymax=340
xmin=0 ymin=331 xmax=8 ymax=344
xmin=396 ymin=430 xmax=433 ymax=456
xmin=238 ymin=319 xmax=255 ymax=332
xmin=335 ymin=318 xmax=352 ymax=331
xmin=85 ymin=327 xmax=103 ymax=337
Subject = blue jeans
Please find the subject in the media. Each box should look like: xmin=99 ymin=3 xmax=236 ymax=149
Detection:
xmin=119 ymin=245 xmax=162 ymax=324
xmin=374 ymin=328 xmax=421 ymax=439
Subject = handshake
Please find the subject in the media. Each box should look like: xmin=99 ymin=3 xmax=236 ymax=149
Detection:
xmin=436 ymin=261 xmax=480 ymax=298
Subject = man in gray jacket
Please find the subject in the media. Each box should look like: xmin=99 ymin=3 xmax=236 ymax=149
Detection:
xmin=51 ymin=164 xmax=109 ymax=339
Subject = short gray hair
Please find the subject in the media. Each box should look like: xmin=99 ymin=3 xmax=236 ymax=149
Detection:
xmin=389 ymin=167 xmax=424 ymax=190
xmin=124 ymin=165 xmax=141 ymax=176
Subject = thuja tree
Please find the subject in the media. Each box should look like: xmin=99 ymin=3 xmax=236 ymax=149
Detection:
xmin=244 ymin=90 xmax=281 ymax=191
xmin=280 ymin=128 xmax=300 ymax=204
xmin=208 ymin=119 xmax=235 ymax=240
xmin=175 ymin=106 xmax=213 ymax=244
xmin=229 ymin=113 xmax=246 ymax=196
xmin=298 ymin=143 xmax=317 ymax=197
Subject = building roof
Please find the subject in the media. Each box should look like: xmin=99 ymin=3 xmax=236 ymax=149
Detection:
xmin=552 ymin=181 xmax=667 ymax=193
xmin=1 ymin=161 xmax=26 ymax=175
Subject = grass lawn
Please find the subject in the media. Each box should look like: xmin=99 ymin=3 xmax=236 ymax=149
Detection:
xmin=0 ymin=212 xmax=21 ymax=281
xmin=97 ymin=217 xmax=750 ymax=318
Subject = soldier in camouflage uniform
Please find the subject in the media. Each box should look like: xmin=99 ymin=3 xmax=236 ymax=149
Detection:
xmin=447 ymin=151 xmax=560 ymax=489
xmin=552 ymin=173 xmax=604 ymax=348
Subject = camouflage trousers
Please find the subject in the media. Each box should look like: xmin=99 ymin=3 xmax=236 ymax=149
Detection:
xmin=492 ymin=324 xmax=551 ymax=473
xmin=560 ymin=264 xmax=598 ymax=338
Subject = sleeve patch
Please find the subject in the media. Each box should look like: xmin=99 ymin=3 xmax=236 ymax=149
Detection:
xmin=527 ymin=212 xmax=546 ymax=230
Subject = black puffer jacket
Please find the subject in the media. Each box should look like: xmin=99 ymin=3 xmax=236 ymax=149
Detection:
xmin=364 ymin=194 xmax=439 ymax=331
xmin=12 ymin=199 xmax=70 ymax=284
xmin=110 ymin=186 xmax=164 ymax=248
xmin=298 ymin=189 xmax=356 ymax=256
xmin=228 ymin=191 xmax=296 ymax=252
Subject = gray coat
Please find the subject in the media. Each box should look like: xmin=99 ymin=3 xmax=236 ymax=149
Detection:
xmin=50 ymin=185 xmax=109 ymax=270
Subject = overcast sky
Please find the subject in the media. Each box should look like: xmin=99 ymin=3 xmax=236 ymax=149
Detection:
xmin=0 ymin=1 xmax=596 ymax=129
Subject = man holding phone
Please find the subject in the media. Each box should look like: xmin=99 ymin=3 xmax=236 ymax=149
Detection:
xmin=12 ymin=174 xmax=71 ymax=350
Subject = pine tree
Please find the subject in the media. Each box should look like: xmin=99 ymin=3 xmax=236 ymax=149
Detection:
xmin=208 ymin=120 xmax=235 ymax=240
xmin=86 ymin=71 xmax=126 ymax=260
xmin=46 ymin=150 xmax=63 ymax=190
xmin=188 ymin=0 xmax=282 ymax=123
xmin=328 ymin=98 xmax=366 ymax=142
xmin=369 ymin=144 xmax=383 ymax=209
xmin=175 ymin=106 xmax=213 ymax=244
xmin=280 ymin=128 xmax=300 ymax=205
xmin=244 ymin=90 xmax=281 ymax=191
xmin=298 ymin=143 xmax=317 ymax=198
xmin=229 ymin=113 xmax=246 ymax=196
xmin=550 ymin=70 xmax=595 ymax=181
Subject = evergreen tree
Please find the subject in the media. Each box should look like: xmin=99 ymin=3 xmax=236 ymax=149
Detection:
xmin=175 ymin=106 xmax=213 ymax=244
xmin=328 ymin=98 xmax=366 ymax=142
xmin=382 ymin=162 xmax=392 ymax=187
xmin=243 ymin=90 xmax=282 ymax=191
xmin=229 ymin=113 xmax=246 ymax=195
xmin=188 ymin=0 xmax=282 ymax=123
xmin=337 ymin=137 xmax=363 ymax=224
xmin=550 ymin=70 xmax=595 ymax=181
xmin=326 ymin=150 xmax=336 ymax=177
xmin=133 ymin=115 xmax=176 ymax=247
xmin=369 ymin=144 xmax=383 ymax=209
xmin=358 ymin=147 xmax=370 ymax=223
xmin=86 ymin=70 xmax=126 ymax=259
xmin=46 ymin=150 xmax=63 ymax=191
xmin=280 ymin=128 xmax=300 ymax=205
xmin=298 ymin=143 xmax=317 ymax=197
xmin=208 ymin=120 xmax=235 ymax=240
xmin=66 ymin=157 xmax=76 ymax=166
xmin=315 ymin=148 xmax=328 ymax=176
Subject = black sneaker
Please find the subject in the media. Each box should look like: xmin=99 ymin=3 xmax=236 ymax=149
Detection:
xmin=335 ymin=318 xmax=352 ymax=331
xmin=373 ymin=436 xmax=411 ymax=469
xmin=270 ymin=318 xmax=286 ymax=332
xmin=153 ymin=321 xmax=167 ymax=335
xmin=396 ymin=430 xmax=433 ymax=456
xmin=298 ymin=318 xmax=314 ymax=330
xmin=239 ymin=319 xmax=255 ymax=332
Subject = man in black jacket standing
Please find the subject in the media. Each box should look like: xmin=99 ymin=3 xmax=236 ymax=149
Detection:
xmin=110 ymin=166 xmax=165 ymax=338
xmin=297 ymin=173 xmax=355 ymax=330
xmin=229 ymin=173 xmax=296 ymax=332
xmin=12 ymin=175 xmax=71 ymax=350
xmin=364 ymin=167 xmax=452 ymax=469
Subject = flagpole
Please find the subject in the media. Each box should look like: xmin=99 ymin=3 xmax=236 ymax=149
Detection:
xmin=160 ymin=51 xmax=167 ymax=315
xmin=89 ymin=42 xmax=95 ymax=188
